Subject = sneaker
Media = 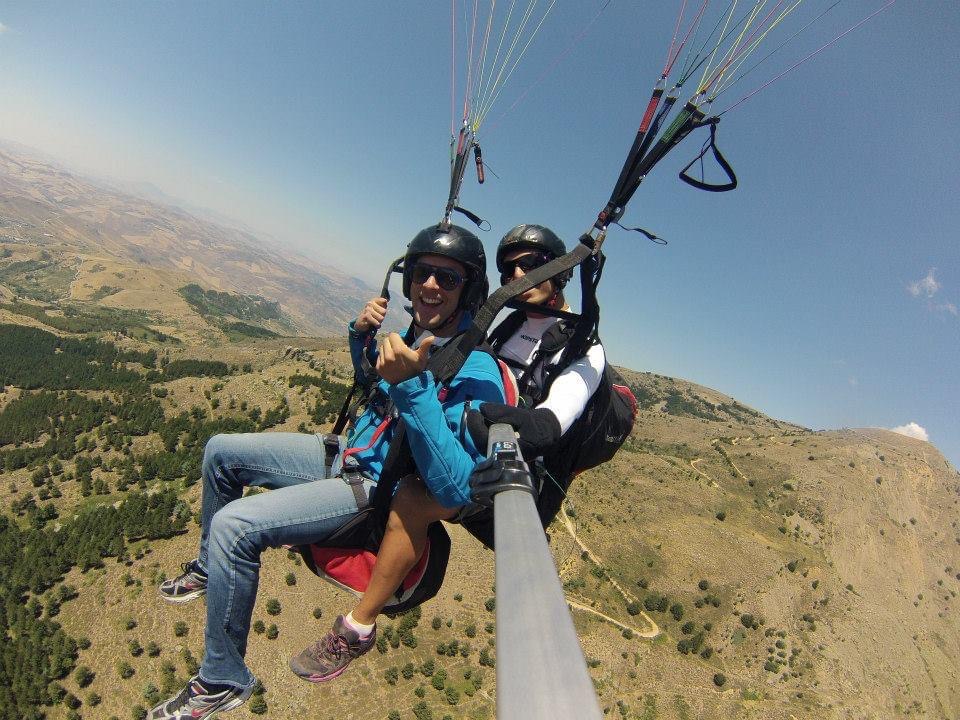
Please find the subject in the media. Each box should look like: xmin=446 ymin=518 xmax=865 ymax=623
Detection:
xmin=158 ymin=559 xmax=208 ymax=604
xmin=289 ymin=615 xmax=376 ymax=682
xmin=148 ymin=675 xmax=254 ymax=719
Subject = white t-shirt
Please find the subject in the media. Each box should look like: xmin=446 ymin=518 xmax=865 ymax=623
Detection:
xmin=497 ymin=315 xmax=606 ymax=435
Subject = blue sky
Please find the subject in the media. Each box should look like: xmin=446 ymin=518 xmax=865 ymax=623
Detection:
xmin=1 ymin=2 xmax=958 ymax=467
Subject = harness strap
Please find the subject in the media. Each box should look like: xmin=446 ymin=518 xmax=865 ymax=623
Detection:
xmin=341 ymin=469 xmax=370 ymax=510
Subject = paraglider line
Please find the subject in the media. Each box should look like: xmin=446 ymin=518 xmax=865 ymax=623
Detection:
xmin=718 ymin=0 xmax=896 ymax=116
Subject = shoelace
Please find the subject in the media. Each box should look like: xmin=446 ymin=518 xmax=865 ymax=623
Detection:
xmin=306 ymin=631 xmax=347 ymax=662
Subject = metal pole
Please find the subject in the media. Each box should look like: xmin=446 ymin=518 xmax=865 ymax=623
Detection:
xmin=486 ymin=425 xmax=602 ymax=720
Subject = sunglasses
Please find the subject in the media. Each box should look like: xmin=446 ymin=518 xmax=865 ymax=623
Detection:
xmin=500 ymin=252 xmax=553 ymax=284
xmin=408 ymin=262 xmax=466 ymax=291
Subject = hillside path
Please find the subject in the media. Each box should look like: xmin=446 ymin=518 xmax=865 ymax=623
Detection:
xmin=558 ymin=505 xmax=660 ymax=638
xmin=566 ymin=598 xmax=659 ymax=639
xmin=690 ymin=458 xmax=719 ymax=487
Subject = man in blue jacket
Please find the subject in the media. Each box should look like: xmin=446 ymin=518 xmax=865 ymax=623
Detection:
xmin=149 ymin=224 xmax=504 ymax=720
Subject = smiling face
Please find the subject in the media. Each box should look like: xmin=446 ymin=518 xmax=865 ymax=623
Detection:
xmin=409 ymin=253 xmax=467 ymax=336
xmin=501 ymin=248 xmax=556 ymax=306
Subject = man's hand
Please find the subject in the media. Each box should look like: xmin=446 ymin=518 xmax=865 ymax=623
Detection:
xmin=467 ymin=404 xmax=562 ymax=459
xmin=355 ymin=297 xmax=388 ymax=333
xmin=376 ymin=333 xmax=435 ymax=385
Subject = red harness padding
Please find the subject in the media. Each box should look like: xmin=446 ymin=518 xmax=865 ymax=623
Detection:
xmin=296 ymin=521 xmax=451 ymax=615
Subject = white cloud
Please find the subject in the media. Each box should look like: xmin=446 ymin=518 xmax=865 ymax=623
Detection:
xmin=890 ymin=422 xmax=929 ymax=442
xmin=908 ymin=268 xmax=940 ymax=297
xmin=938 ymin=302 xmax=958 ymax=316
xmin=848 ymin=377 xmax=858 ymax=387
xmin=0 ymin=23 xmax=8 ymax=34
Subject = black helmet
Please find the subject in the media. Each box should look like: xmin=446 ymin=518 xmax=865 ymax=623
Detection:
xmin=403 ymin=223 xmax=489 ymax=313
xmin=496 ymin=224 xmax=571 ymax=288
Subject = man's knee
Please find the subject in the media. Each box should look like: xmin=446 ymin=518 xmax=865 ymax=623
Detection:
xmin=209 ymin=504 xmax=260 ymax=560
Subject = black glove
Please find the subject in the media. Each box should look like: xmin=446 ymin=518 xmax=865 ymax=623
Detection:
xmin=466 ymin=403 xmax=562 ymax=460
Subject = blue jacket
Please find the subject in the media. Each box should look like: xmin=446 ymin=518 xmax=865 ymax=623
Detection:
xmin=346 ymin=316 xmax=505 ymax=508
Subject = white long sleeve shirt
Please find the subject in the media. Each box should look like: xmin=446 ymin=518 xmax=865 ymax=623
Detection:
xmin=496 ymin=315 xmax=606 ymax=435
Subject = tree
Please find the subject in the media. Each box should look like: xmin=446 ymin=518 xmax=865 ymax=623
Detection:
xmin=74 ymin=666 xmax=95 ymax=688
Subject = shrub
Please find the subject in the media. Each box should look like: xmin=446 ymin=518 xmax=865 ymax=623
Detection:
xmin=173 ymin=621 xmax=188 ymax=637
xmin=143 ymin=682 xmax=160 ymax=705
xmin=412 ymin=701 xmax=432 ymax=720
xmin=285 ymin=572 xmax=296 ymax=586
xmin=715 ymin=510 xmax=726 ymax=521
xmin=253 ymin=620 xmax=265 ymax=634
xmin=670 ymin=603 xmax=685 ymax=621
xmin=117 ymin=661 xmax=135 ymax=679
xmin=698 ymin=579 xmax=710 ymax=591
xmin=713 ymin=673 xmax=726 ymax=687
xmin=627 ymin=601 xmax=642 ymax=616
xmin=74 ymin=666 xmax=95 ymax=688
xmin=265 ymin=598 xmax=281 ymax=615
xmin=384 ymin=667 xmax=399 ymax=685
xmin=266 ymin=624 xmax=279 ymax=640
xmin=432 ymin=616 xmax=442 ymax=630
xmin=249 ymin=695 xmax=268 ymax=714
xmin=312 ymin=607 xmax=323 ymax=619
xmin=681 ymin=621 xmax=695 ymax=634
xmin=740 ymin=614 xmax=755 ymax=629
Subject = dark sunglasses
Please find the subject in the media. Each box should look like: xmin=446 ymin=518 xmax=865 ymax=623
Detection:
xmin=408 ymin=262 xmax=465 ymax=291
xmin=500 ymin=252 xmax=553 ymax=284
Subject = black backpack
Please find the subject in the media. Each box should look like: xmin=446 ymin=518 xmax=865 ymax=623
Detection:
xmin=462 ymin=310 xmax=637 ymax=547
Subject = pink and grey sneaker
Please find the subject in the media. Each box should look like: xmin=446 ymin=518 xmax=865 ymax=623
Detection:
xmin=148 ymin=675 xmax=254 ymax=719
xmin=158 ymin=559 xmax=208 ymax=604
xmin=289 ymin=615 xmax=376 ymax=682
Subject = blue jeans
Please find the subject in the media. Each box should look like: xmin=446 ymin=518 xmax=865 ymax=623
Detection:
xmin=195 ymin=432 xmax=373 ymax=689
